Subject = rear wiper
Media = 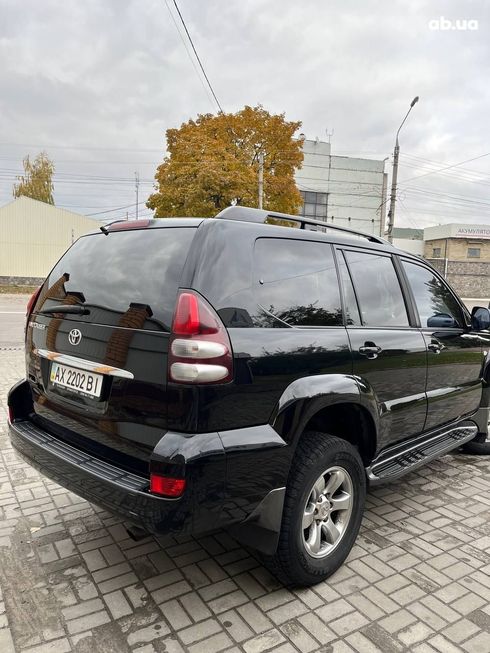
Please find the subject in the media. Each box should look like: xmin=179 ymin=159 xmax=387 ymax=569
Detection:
xmin=38 ymin=305 xmax=90 ymax=316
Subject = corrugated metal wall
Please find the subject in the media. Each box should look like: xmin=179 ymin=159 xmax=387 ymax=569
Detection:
xmin=0 ymin=197 xmax=98 ymax=278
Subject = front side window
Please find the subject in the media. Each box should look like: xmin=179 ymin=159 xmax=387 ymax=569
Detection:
xmin=254 ymin=238 xmax=342 ymax=326
xmin=402 ymin=260 xmax=463 ymax=328
xmin=344 ymin=251 xmax=409 ymax=327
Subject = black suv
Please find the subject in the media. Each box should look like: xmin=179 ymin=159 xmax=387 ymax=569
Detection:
xmin=8 ymin=206 xmax=490 ymax=586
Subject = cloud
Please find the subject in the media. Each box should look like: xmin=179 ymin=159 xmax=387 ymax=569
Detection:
xmin=0 ymin=0 xmax=489 ymax=226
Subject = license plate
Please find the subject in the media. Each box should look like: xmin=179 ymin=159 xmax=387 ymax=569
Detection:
xmin=50 ymin=362 xmax=103 ymax=399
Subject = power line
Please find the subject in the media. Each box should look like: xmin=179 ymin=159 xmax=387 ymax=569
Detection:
xmin=404 ymin=187 xmax=490 ymax=209
xmin=401 ymin=152 xmax=490 ymax=177
xmin=170 ymin=0 xmax=223 ymax=113
xmin=85 ymin=201 xmax=148 ymax=217
xmin=0 ymin=142 xmax=163 ymax=153
xmin=399 ymin=161 xmax=490 ymax=188
xmin=161 ymin=0 xmax=216 ymax=110
xmin=399 ymin=151 xmax=490 ymax=186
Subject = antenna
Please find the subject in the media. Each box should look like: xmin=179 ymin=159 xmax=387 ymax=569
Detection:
xmin=325 ymin=128 xmax=334 ymax=144
xmin=135 ymin=171 xmax=140 ymax=220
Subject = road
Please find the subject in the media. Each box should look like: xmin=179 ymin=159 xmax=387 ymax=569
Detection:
xmin=0 ymin=294 xmax=28 ymax=348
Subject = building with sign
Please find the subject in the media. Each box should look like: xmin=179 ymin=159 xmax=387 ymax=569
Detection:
xmin=424 ymin=223 xmax=490 ymax=301
xmin=424 ymin=224 xmax=490 ymax=262
xmin=295 ymin=139 xmax=388 ymax=237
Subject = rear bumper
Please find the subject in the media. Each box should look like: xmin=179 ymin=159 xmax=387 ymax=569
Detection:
xmin=8 ymin=379 xmax=288 ymax=551
xmin=9 ymin=417 xmax=195 ymax=534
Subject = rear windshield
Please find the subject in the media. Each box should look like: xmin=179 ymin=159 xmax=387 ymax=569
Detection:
xmin=35 ymin=227 xmax=196 ymax=331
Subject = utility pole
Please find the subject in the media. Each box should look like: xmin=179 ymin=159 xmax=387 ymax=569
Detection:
xmin=387 ymin=145 xmax=400 ymax=243
xmin=387 ymin=96 xmax=419 ymax=243
xmin=135 ymin=171 xmax=140 ymax=220
xmin=258 ymin=152 xmax=264 ymax=209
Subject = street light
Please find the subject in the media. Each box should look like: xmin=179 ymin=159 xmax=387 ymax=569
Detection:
xmin=386 ymin=96 xmax=419 ymax=243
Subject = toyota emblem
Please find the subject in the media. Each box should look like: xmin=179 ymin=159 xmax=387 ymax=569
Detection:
xmin=68 ymin=329 xmax=82 ymax=346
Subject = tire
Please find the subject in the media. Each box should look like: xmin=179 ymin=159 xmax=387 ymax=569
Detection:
xmin=264 ymin=431 xmax=366 ymax=587
xmin=461 ymin=436 xmax=490 ymax=455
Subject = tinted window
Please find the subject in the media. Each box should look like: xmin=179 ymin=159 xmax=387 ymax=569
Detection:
xmin=337 ymin=252 xmax=361 ymax=325
xmin=38 ymin=227 xmax=196 ymax=331
xmin=254 ymin=238 xmax=342 ymax=326
xmin=402 ymin=260 xmax=463 ymax=328
xmin=344 ymin=251 xmax=409 ymax=327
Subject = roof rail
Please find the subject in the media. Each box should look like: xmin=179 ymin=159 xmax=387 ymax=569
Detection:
xmin=214 ymin=206 xmax=389 ymax=245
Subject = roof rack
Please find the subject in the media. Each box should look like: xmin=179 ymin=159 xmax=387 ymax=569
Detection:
xmin=214 ymin=206 xmax=390 ymax=245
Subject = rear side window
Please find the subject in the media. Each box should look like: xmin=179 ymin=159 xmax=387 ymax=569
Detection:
xmin=402 ymin=260 xmax=463 ymax=328
xmin=344 ymin=250 xmax=409 ymax=327
xmin=38 ymin=228 xmax=196 ymax=331
xmin=254 ymin=238 xmax=342 ymax=326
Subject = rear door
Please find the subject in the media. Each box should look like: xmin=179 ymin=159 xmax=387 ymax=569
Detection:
xmin=26 ymin=224 xmax=197 ymax=474
xmin=400 ymin=258 xmax=484 ymax=431
xmin=338 ymin=247 xmax=428 ymax=451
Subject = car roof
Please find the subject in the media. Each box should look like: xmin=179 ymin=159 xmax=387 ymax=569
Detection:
xmin=86 ymin=215 xmax=420 ymax=262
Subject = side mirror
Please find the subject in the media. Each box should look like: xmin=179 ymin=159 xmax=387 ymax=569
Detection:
xmin=471 ymin=306 xmax=490 ymax=331
xmin=427 ymin=313 xmax=459 ymax=328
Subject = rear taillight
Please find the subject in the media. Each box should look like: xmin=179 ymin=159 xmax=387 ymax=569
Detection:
xmin=26 ymin=286 xmax=42 ymax=319
xmin=168 ymin=291 xmax=233 ymax=384
xmin=150 ymin=473 xmax=186 ymax=497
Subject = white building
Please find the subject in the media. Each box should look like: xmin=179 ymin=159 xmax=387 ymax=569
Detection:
xmin=295 ymin=139 xmax=388 ymax=236
xmin=392 ymin=227 xmax=424 ymax=255
xmin=0 ymin=196 xmax=97 ymax=282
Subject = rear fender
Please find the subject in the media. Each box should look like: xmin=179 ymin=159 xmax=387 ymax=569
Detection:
xmin=271 ymin=374 xmax=380 ymax=448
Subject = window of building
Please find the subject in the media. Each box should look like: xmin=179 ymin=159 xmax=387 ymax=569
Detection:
xmin=343 ymin=251 xmax=409 ymax=327
xmin=432 ymin=247 xmax=442 ymax=258
xmin=402 ymin=260 xmax=463 ymax=328
xmin=299 ymin=191 xmax=329 ymax=220
xmin=254 ymin=238 xmax=342 ymax=326
xmin=467 ymin=247 xmax=481 ymax=258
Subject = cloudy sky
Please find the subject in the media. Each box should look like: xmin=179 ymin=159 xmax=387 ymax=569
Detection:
xmin=1 ymin=0 xmax=489 ymax=228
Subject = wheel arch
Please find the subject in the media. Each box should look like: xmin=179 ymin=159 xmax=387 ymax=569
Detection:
xmin=271 ymin=374 xmax=379 ymax=465
xmin=302 ymin=403 xmax=377 ymax=465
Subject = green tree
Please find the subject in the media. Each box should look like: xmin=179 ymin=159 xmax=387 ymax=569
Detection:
xmin=13 ymin=151 xmax=55 ymax=204
xmin=147 ymin=105 xmax=304 ymax=217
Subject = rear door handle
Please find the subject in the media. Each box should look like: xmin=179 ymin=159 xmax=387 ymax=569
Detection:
xmin=359 ymin=343 xmax=382 ymax=359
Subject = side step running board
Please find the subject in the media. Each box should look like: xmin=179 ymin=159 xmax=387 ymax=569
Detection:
xmin=367 ymin=422 xmax=478 ymax=485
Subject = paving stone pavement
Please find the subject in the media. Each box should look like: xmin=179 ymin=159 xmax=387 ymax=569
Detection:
xmin=1 ymin=349 xmax=490 ymax=653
